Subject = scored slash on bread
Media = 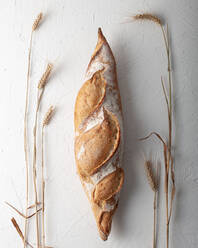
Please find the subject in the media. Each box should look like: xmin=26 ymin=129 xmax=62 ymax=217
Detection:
xmin=75 ymin=108 xmax=120 ymax=177
xmin=74 ymin=28 xmax=124 ymax=240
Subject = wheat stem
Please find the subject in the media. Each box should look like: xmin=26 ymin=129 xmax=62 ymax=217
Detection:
xmin=32 ymin=89 xmax=44 ymax=248
xmin=153 ymin=191 xmax=157 ymax=248
xmin=139 ymin=132 xmax=166 ymax=147
xmin=168 ymin=156 xmax=175 ymax=224
xmin=161 ymin=77 xmax=170 ymax=116
xmin=41 ymin=126 xmax=45 ymax=248
xmin=23 ymin=29 xmax=33 ymax=248
xmin=24 ymin=12 xmax=43 ymax=248
xmin=161 ymin=24 xmax=174 ymax=248
xmin=154 ymin=164 xmax=160 ymax=248
xmin=41 ymin=106 xmax=55 ymax=248
xmin=135 ymin=16 xmax=175 ymax=248
xmin=165 ymin=175 xmax=169 ymax=248
xmin=32 ymin=68 xmax=52 ymax=248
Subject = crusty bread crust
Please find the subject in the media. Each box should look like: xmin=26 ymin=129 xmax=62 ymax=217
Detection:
xmin=74 ymin=28 xmax=124 ymax=240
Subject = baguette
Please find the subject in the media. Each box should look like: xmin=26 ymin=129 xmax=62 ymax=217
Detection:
xmin=74 ymin=28 xmax=124 ymax=240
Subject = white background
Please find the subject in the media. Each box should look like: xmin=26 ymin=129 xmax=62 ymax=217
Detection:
xmin=0 ymin=0 xmax=198 ymax=247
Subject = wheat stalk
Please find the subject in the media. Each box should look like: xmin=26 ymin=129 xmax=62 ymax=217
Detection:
xmin=32 ymin=89 xmax=44 ymax=248
xmin=135 ymin=13 xmax=175 ymax=248
xmin=41 ymin=106 xmax=55 ymax=248
xmin=41 ymin=125 xmax=45 ymax=248
xmin=23 ymin=12 xmax=43 ymax=248
xmin=23 ymin=31 xmax=31 ymax=248
xmin=32 ymin=65 xmax=53 ymax=248
xmin=160 ymin=23 xmax=174 ymax=248
xmin=32 ymin=62 xmax=53 ymax=248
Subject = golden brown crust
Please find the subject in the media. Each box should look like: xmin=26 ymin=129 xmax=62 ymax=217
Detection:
xmin=92 ymin=168 xmax=124 ymax=203
xmin=98 ymin=203 xmax=118 ymax=241
xmin=74 ymin=28 xmax=124 ymax=240
xmin=86 ymin=28 xmax=106 ymax=72
xmin=99 ymin=212 xmax=113 ymax=240
xmin=91 ymin=28 xmax=123 ymax=115
xmin=74 ymin=69 xmax=106 ymax=131
xmin=81 ymin=176 xmax=119 ymax=241
xmin=75 ymin=109 xmax=120 ymax=177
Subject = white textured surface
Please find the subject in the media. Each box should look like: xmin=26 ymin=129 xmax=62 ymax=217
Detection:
xmin=0 ymin=0 xmax=198 ymax=247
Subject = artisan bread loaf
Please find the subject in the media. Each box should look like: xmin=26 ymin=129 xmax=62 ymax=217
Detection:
xmin=74 ymin=28 xmax=124 ymax=241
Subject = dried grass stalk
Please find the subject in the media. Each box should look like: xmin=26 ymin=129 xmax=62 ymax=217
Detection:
xmin=32 ymin=61 xmax=54 ymax=248
xmin=153 ymin=163 xmax=160 ymax=248
xmin=32 ymin=89 xmax=45 ymax=248
xmin=161 ymin=24 xmax=175 ymax=248
xmin=41 ymin=127 xmax=46 ymax=248
xmin=38 ymin=64 xmax=53 ymax=89
xmin=41 ymin=106 xmax=55 ymax=248
xmin=41 ymin=178 xmax=45 ymax=248
xmin=23 ymin=21 xmax=33 ymax=248
xmin=33 ymin=66 xmax=54 ymax=247
xmin=32 ymin=13 xmax=43 ymax=31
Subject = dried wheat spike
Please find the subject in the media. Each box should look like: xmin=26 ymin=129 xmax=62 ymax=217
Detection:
xmin=38 ymin=63 xmax=53 ymax=89
xmin=32 ymin=13 xmax=43 ymax=31
xmin=43 ymin=106 xmax=54 ymax=126
xmin=133 ymin=13 xmax=162 ymax=25
xmin=144 ymin=160 xmax=158 ymax=192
